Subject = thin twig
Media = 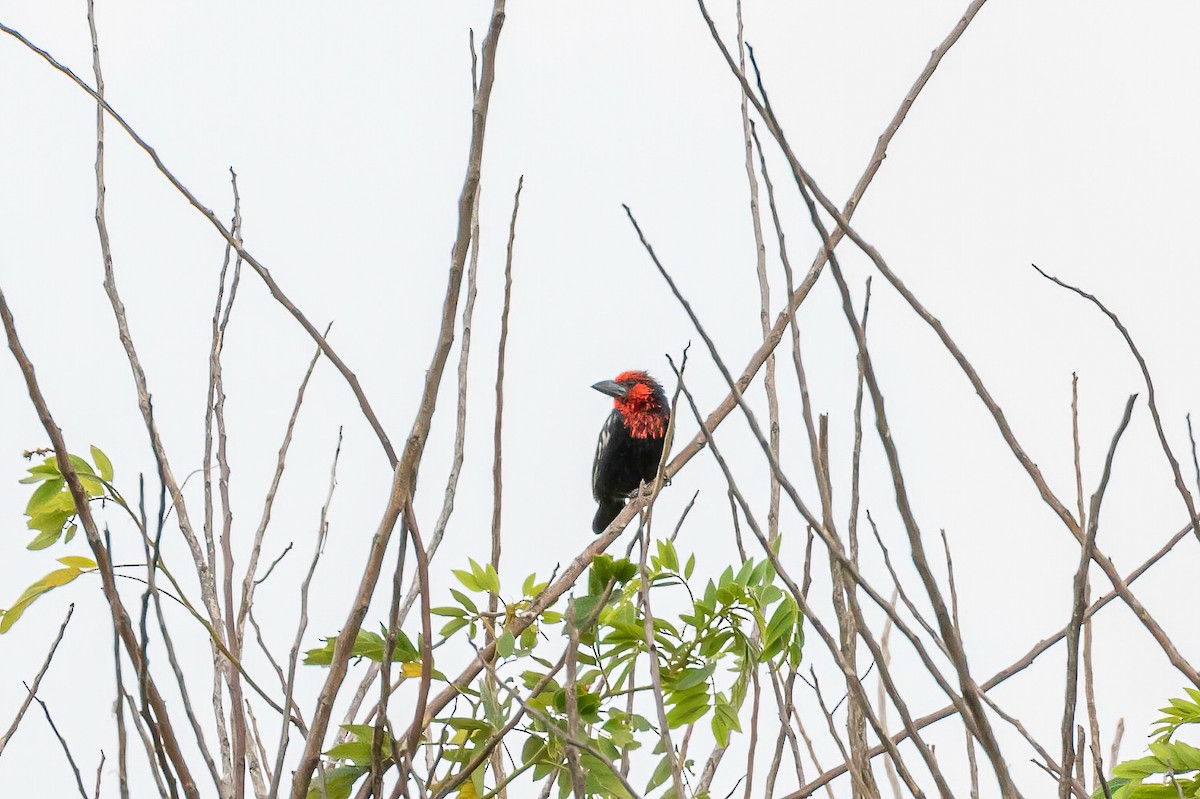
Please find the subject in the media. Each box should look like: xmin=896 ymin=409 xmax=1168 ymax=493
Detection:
xmin=0 ymin=604 xmax=74 ymax=755
xmin=1060 ymin=395 xmax=1138 ymax=798
xmin=268 ymin=428 xmax=341 ymax=799
xmin=32 ymin=687 xmax=89 ymax=799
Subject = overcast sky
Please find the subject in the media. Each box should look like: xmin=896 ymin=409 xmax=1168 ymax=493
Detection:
xmin=2 ymin=1 xmax=1199 ymax=796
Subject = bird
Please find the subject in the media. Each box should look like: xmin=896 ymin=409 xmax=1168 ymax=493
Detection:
xmin=590 ymin=370 xmax=670 ymax=534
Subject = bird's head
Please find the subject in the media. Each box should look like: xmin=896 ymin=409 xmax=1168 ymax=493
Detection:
xmin=591 ymin=370 xmax=669 ymax=438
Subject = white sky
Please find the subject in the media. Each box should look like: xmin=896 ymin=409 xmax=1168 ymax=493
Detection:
xmin=2 ymin=1 xmax=1199 ymax=796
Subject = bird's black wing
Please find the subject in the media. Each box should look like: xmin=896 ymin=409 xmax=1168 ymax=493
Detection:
xmin=592 ymin=410 xmax=623 ymax=503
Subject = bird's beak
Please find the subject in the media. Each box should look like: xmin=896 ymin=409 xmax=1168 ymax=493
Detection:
xmin=591 ymin=379 xmax=628 ymax=399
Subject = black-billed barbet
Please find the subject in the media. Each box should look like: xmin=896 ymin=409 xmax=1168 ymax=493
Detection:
xmin=590 ymin=371 xmax=670 ymax=533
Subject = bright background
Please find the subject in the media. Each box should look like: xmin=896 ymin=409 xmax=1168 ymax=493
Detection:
xmin=1 ymin=1 xmax=1198 ymax=796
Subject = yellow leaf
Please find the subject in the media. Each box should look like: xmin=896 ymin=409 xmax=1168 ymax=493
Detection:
xmin=40 ymin=568 xmax=83 ymax=588
xmin=456 ymin=783 xmax=478 ymax=799
xmin=401 ymin=662 xmax=423 ymax=678
xmin=57 ymin=556 xmax=96 ymax=570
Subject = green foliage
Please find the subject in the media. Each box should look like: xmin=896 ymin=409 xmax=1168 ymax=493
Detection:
xmin=1099 ymin=690 xmax=1200 ymax=798
xmin=304 ymin=628 xmax=421 ymax=670
xmin=305 ymin=540 xmax=805 ymax=798
xmin=19 ymin=447 xmax=112 ymax=550
xmin=3 ymin=448 xmax=112 ymax=633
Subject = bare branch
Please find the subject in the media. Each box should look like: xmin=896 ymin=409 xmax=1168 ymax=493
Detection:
xmin=0 ymin=603 xmax=74 ymax=756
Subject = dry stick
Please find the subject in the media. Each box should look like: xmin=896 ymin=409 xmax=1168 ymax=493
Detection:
xmin=664 ymin=0 xmax=991 ymax=482
xmin=637 ymin=519 xmax=687 ymax=799
xmin=0 ymin=287 xmax=199 ymax=799
xmin=269 ymin=431 xmax=342 ymax=799
xmin=763 ymin=668 xmax=809 ymax=798
xmin=866 ymin=515 xmax=947 ymax=654
xmin=209 ymin=197 xmax=247 ymax=799
xmin=666 ymin=362 xmax=929 ymax=799
xmin=736 ymin=0 xmax=781 ymax=546
xmin=290 ymin=5 xmax=508 ymax=794
xmin=743 ymin=669 xmax=763 ymax=799
xmin=784 ymin=514 xmax=1196 ymax=798
xmin=736 ymin=36 xmax=1020 ymax=795
xmin=148 ymin=537 xmax=223 ymax=792
xmin=818 ymin=416 xmax=878 ymax=799
xmin=245 ymin=702 xmax=272 ymax=798
xmin=1033 ymin=265 xmax=1200 ymax=547
xmin=976 ymin=693 xmax=1087 ymax=799
xmin=642 ymin=213 xmax=965 ymax=797
xmin=0 ymin=22 xmax=397 ymax=468
xmin=0 ymin=603 xmax=74 ymax=756
xmin=236 ymin=328 xmax=329 ymax=643
xmin=1059 ymin=395 xmax=1137 ymax=799
xmin=94 ymin=751 xmax=106 ymax=799
xmin=205 ymin=215 xmax=238 ymax=577
xmin=342 ymin=142 xmax=487 ymax=746
xmin=207 ymin=181 xmax=242 ymax=799
xmin=1109 ymin=720 xmax=1125 ymax=778
xmin=941 ymin=531 xmax=979 ymax=799
xmin=32 ymin=689 xmax=89 ymax=799
xmin=106 ymin=533 xmax=131 ymax=799
xmin=803 ymin=670 xmax=864 ymax=797
xmin=373 ymin=521 xmax=410 ymax=799
xmin=1188 ymin=417 xmax=1200 ymax=499
xmin=137 ymin=443 xmax=185 ymax=799
xmin=400 ymin=500 xmax=434 ymax=772
xmin=487 ymin=175 xmax=522 ymax=799
xmin=1072 ymin=377 xmax=1106 ymax=793
xmin=564 ymin=602 xmax=588 ymax=799
xmin=123 ymin=688 xmax=171 ymax=798
xmin=876 ymin=589 xmax=904 ymax=799
xmin=85 ymin=10 xmax=237 ymax=793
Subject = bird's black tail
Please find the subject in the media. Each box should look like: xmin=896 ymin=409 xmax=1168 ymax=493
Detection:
xmin=593 ymin=497 xmax=624 ymax=534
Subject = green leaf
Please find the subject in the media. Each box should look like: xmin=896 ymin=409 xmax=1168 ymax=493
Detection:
xmin=440 ymin=618 xmax=469 ymax=638
xmin=1150 ymin=740 xmax=1200 ymax=772
xmin=611 ymin=559 xmax=637 ymax=584
xmin=26 ymin=478 xmax=65 ymax=516
xmin=453 ymin=569 xmax=482 ymax=593
xmin=90 ymin=446 xmax=114 ymax=482
xmin=647 ymin=754 xmax=674 ymax=792
xmin=304 ymin=630 xmax=389 ymax=666
xmin=672 ymin=663 xmax=715 ymax=692
xmin=582 ymin=753 xmax=631 ymax=798
xmin=66 ymin=455 xmax=95 ymax=476
xmin=497 ymin=631 xmax=515 ymax=658
xmin=306 ymin=765 xmax=368 ymax=799
xmin=19 ymin=461 xmax=60 ymax=483
xmin=450 ymin=588 xmax=478 ymax=614
xmin=666 ymin=692 xmax=710 ymax=728
xmin=684 ymin=554 xmax=695 ymax=580
xmin=1113 ymin=756 xmax=1171 ymax=779
xmin=432 ymin=606 xmax=466 ymax=618
xmin=26 ymin=527 xmax=63 ymax=551
xmin=325 ymin=740 xmax=372 ymax=766
xmin=63 ymin=524 xmax=77 ymax=544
